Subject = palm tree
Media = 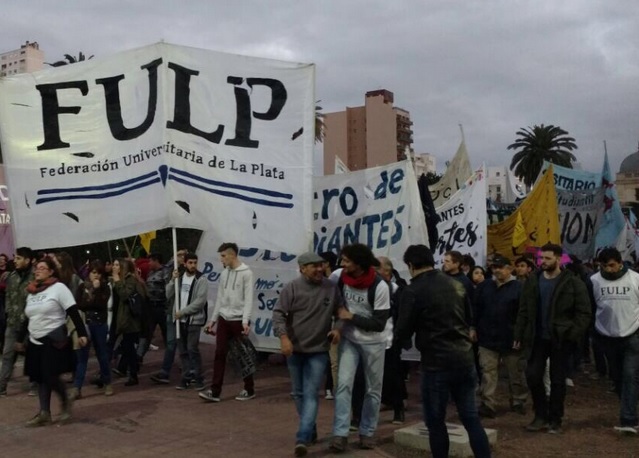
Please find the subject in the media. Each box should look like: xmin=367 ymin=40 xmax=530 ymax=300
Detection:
xmin=46 ymin=51 xmax=94 ymax=67
xmin=508 ymin=124 xmax=577 ymax=188
xmin=315 ymin=101 xmax=326 ymax=143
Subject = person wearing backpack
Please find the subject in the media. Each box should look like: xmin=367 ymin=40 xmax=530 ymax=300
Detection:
xmin=112 ymin=258 xmax=146 ymax=387
xmin=329 ymin=243 xmax=391 ymax=453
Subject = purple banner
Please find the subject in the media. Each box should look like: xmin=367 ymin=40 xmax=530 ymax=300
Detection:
xmin=0 ymin=165 xmax=15 ymax=257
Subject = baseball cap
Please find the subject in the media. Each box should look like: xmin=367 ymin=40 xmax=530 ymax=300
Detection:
xmin=297 ymin=252 xmax=325 ymax=266
xmin=490 ymin=254 xmax=511 ymax=267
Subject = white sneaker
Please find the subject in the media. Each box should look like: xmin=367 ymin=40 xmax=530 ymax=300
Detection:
xmin=614 ymin=425 xmax=638 ymax=435
xmin=325 ymin=389 xmax=334 ymax=400
xmin=235 ymin=389 xmax=255 ymax=401
xmin=149 ymin=344 xmax=159 ymax=351
xmin=565 ymin=378 xmax=574 ymax=387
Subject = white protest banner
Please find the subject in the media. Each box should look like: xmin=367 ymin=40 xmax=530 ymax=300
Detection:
xmin=433 ymin=167 xmax=487 ymax=267
xmin=430 ymin=140 xmax=472 ymax=207
xmin=0 ymin=165 xmax=15 ymax=256
xmin=314 ymin=160 xmax=429 ymax=266
xmin=540 ymin=160 xmax=602 ymax=191
xmin=334 ymin=156 xmax=349 ymax=174
xmin=504 ymin=167 xmax=526 ymax=203
xmin=541 ymin=159 xmax=623 ymax=259
xmin=618 ymin=216 xmax=635 ymax=262
xmin=0 ymin=43 xmax=315 ymax=252
xmin=197 ymin=160 xmax=429 ymax=352
xmin=555 ymin=187 xmax=604 ymax=260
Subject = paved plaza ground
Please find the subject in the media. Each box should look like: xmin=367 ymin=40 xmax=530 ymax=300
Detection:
xmin=0 ymin=342 xmax=636 ymax=457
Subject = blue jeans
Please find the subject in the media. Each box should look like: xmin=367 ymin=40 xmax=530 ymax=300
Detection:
xmin=601 ymin=331 xmax=639 ymax=427
xmin=287 ymin=352 xmax=329 ymax=444
xmin=333 ymin=338 xmax=386 ymax=438
xmin=177 ymin=324 xmax=203 ymax=383
xmin=421 ymin=365 xmax=491 ymax=458
xmin=73 ymin=323 xmax=112 ymax=388
xmin=160 ymin=315 xmax=178 ymax=375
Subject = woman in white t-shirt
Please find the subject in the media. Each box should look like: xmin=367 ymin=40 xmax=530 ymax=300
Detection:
xmin=16 ymin=257 xmax=88 ymax=427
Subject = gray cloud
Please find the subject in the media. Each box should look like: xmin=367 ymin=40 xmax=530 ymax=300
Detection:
xmin=1 ymin=0 xmax=637 ymax=172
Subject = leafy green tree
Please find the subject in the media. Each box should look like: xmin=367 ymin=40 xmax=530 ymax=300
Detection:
xmin=422 ymin=171 xmax=442 ymax=186
xmin=508 ymin=124 xmax=577 ymax=188
xmin=46 ymin=51 xmax=94 ymax=67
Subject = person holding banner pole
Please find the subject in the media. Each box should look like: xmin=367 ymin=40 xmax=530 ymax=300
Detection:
xmin=200 ymin=242 xmax=255 ymax=402
xmin=272 ymin=252 xmax=342 ymax=457
xmin=150 ymin=246 xmax=188 ymax=385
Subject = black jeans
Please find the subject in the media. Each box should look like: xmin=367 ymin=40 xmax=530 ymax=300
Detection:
xmin=137 ymin=305 xmax=168 ymax=359
xmin=120 ymin=332 xmax=140 ymax=379
xmin=526 ymin=339 xmax=573 ymax=424
xmin=382 ymin=343 xmax=407 ymax=413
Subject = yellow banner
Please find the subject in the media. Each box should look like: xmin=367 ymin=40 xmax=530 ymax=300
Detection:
xmin=487 ymin=166 xmax=560 ymax=260
xmin=139 ymin=231 xmax=156 ymax=254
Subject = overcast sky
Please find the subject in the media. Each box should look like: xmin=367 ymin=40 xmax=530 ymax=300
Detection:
xmin=2 ymin=0 xmax=638 ymax=174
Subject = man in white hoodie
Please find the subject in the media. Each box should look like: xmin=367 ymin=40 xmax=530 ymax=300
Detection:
xmin=200 ymin=243 xmax=255 ymax=402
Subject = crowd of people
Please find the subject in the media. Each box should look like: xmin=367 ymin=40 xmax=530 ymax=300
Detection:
xmin=0 ymin=241 xmax=638 ymax=458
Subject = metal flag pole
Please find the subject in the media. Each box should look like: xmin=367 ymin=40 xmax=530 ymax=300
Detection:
xmin=172 ymin=227 xmax=180 ymax=339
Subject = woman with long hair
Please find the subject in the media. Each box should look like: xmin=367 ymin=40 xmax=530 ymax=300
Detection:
xmin=75 ymin=260 xmax=114 ymax=397
xmin=112 ymin=258 xmax=146 ymax=386
xmin=53 ymin=252 xmax=82 ymax=293
xmin=16 ymin=257 xmax=87 ymax=426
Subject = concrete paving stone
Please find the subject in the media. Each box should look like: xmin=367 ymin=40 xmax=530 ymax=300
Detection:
xmin=394 ymin=421 xmax=498 ymax=457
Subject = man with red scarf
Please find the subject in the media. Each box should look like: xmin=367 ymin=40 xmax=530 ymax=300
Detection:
xmin=329 ymin=243 xmax=391 ymax=453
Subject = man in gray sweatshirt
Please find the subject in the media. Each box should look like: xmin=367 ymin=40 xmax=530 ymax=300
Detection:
xmin=273 ymin=252 xmax=343 ymax=457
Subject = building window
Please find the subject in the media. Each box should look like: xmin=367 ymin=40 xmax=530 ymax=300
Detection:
xmin=496 ymin=172 xmax=500 ymax=177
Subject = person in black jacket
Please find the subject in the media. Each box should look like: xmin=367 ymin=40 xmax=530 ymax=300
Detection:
xmin=397 ymin=245 xmax=491 ymax=458
xmin=474 ymin=255 xmax=527 ymax=418
xmin=75 ymin=260 xmax=114 ymax=397
xmin=513 ymin=243 xmax=591 ymax=434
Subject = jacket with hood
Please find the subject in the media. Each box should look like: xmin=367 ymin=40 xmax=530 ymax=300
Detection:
xmin=212 ymin=262 xmax=254 ymax=325
xmin=166 ymin=271 xmax=208 ymax=326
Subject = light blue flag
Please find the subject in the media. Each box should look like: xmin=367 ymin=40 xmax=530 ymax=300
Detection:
xmin=595 ymin=152 xmax=625 ymax=252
